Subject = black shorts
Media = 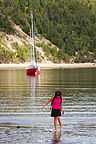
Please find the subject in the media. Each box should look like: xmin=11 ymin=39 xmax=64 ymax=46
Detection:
xmin=51 ymin=108 xmax=61 ymax=117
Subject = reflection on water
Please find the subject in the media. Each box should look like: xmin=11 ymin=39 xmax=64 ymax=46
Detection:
xmin=0 ymin=68 xmax=96 ymax=144
xmin=51 ymin=132 xmax=62 ymax=144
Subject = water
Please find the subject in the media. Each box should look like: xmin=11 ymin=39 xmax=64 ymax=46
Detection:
xmin=0 ymin=68 xmax=96 ymax=144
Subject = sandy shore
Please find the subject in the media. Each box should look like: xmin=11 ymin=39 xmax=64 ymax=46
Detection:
xmin=0 ymin=63 xmax=96 ymax=69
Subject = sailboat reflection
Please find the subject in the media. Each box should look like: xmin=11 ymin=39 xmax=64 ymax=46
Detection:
xmin=52 ymin=132 xmax=62 ymax=144
xmin=26 ymin=75 xmax=40 ymax=108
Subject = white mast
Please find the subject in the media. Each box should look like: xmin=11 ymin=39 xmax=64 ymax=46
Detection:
xmin=31 ymin=13 xmax=34 ymax=63
xmin=29 ymin=29 xmax=32 ymax=62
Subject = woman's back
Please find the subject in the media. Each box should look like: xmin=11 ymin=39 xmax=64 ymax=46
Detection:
xmin=52 ymin=97 xmax=61 ymax=109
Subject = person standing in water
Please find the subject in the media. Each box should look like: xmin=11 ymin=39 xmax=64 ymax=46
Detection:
xmin=42 ymin=91 xmax=64 ymax=132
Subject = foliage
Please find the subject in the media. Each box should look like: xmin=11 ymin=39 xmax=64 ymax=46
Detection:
xmin=11 ymin=42 xmax=28 ymax=62
xmin=0 ymin=46 xmax=15 ymax=63
xmin=0 ymin=0 xmax=96 ymax=63
xmin=74 ymin=51 xmax=94 ymax=63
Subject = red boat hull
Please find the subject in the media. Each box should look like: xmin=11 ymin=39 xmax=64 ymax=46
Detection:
xmin=26 ymin=68 xmax=40 ymax=76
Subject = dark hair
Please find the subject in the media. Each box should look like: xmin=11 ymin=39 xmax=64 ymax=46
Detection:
xmin=51 ymin=91 xmax=62 ymax=105
xmin=55 ymin=91 xmax=62 ymax=97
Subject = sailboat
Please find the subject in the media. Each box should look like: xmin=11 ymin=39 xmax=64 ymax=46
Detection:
xmin=26 ymin=14 xmax=40 ymax=76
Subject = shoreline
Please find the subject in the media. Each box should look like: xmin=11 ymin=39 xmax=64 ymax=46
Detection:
xmin=0 ymin=63 xmax=96 ymax=69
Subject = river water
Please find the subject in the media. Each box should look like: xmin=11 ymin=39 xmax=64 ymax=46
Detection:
xmin=0 ymin=68 xmax=96 ymax=144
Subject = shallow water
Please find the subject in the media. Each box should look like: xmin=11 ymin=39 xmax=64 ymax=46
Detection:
xmin=0 ymin=68 xmax=96 ymax=144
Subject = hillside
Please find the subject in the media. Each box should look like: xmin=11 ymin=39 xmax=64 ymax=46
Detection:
xmin=0 ymin=0 xmax=96 ymax=63
xmin=0 ymin=21 xmax=59 ymax=64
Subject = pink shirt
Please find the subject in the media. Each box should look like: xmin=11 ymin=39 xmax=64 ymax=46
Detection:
xmin=52 ymin=97 xmax=61 ymax=109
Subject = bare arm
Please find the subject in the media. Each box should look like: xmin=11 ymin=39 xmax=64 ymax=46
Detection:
xmin=41 ymin=96 xmax=54 ymax=109
xmin=61 ymin=97 xmax=64 ymax=114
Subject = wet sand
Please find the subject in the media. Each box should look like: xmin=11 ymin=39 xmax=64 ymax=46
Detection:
xmin=39 ymin=63 xmax=96 ymax=69
xmin=0 ymin=63 xmax=96 ymax=69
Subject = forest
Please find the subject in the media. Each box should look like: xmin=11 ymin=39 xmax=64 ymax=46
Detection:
xmin=0 ymin=0 xmax=96 ymax=63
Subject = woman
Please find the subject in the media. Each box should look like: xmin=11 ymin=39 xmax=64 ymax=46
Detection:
xmin=42 ymin=91 xmax=64 ymax=132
